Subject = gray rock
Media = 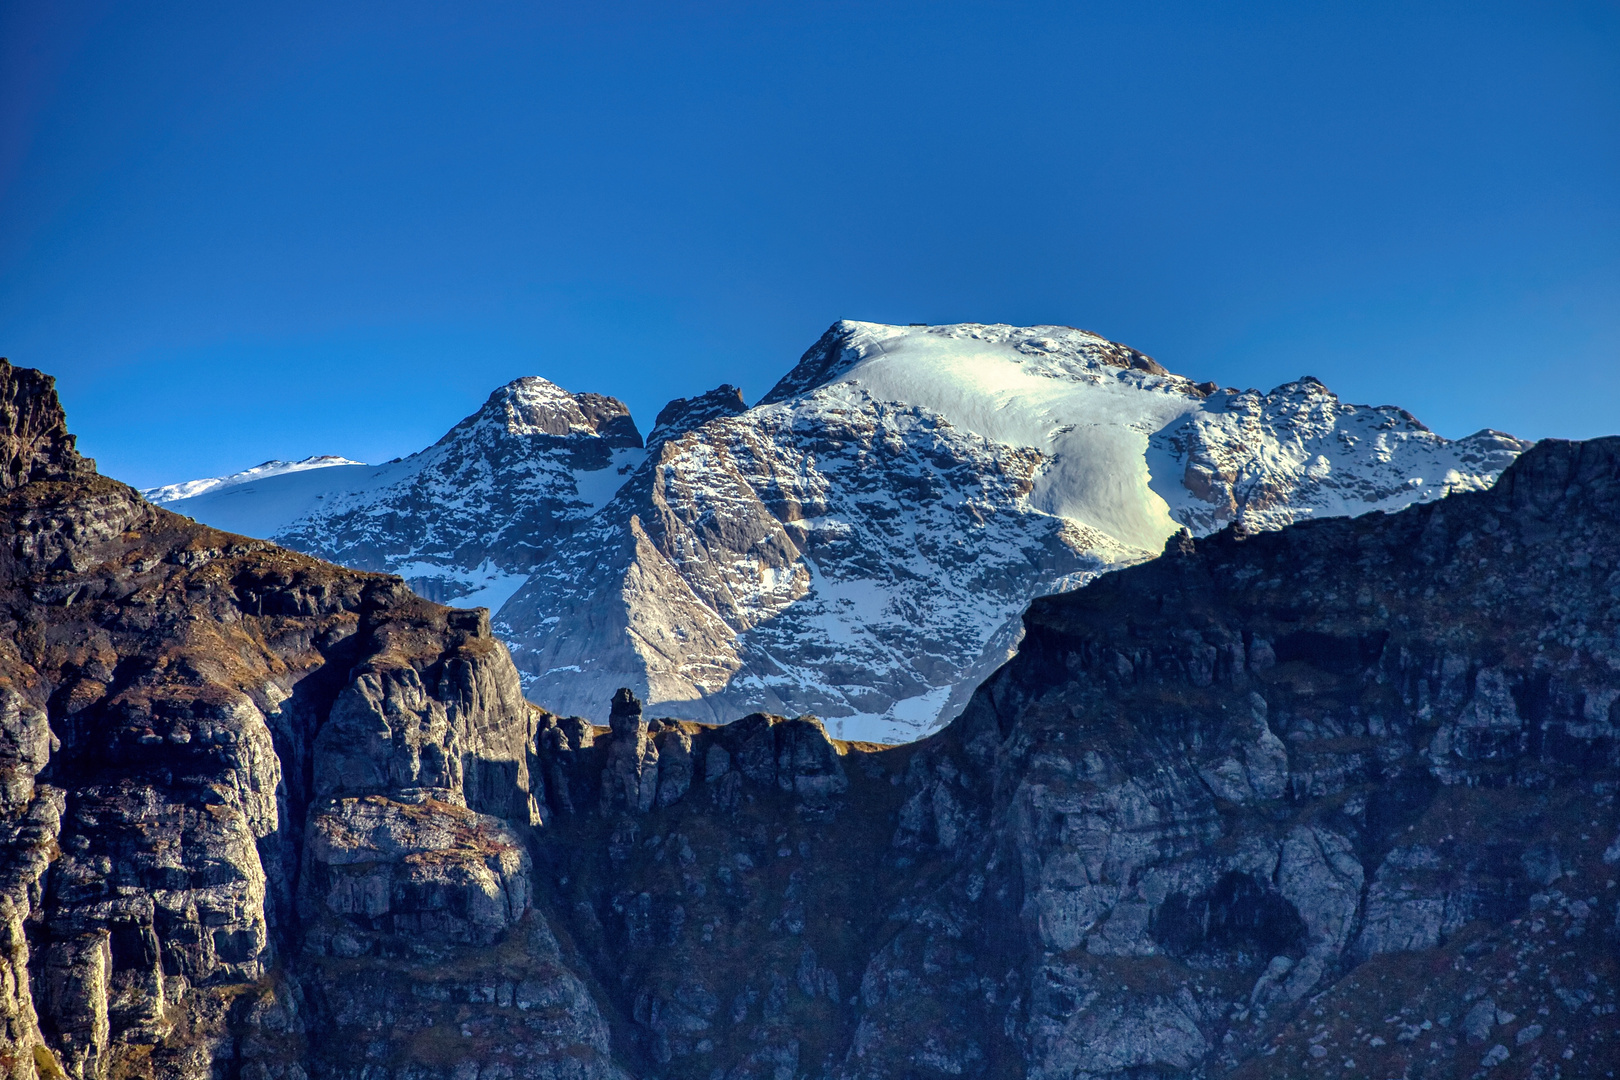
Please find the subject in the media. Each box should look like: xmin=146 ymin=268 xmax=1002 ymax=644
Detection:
xmin=1521 ymin=841 xmax=1563 ymax=887
xmin=655 ymin=727 xmax=695 ymax=807
xmin=599 ymin=689 xmax=658 ymax=814
xmin=1464 ymin=998 xmax=1497 ymax=1043
xmin=1276 ymin=825 xmax=1363 ymax=1001
xmin=301 ymin=796 xmax=532 ymax=949
xmin=1353 ymin=845 xmax=1445 ymax=958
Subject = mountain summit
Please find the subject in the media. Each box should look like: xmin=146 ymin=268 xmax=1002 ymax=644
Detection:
xmin=152 ymin=322 xmax=1528 ymax=740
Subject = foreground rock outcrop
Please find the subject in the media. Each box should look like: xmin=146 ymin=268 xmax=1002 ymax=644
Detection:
xmin=0 ymin=356 xmax=1614 ymax=1079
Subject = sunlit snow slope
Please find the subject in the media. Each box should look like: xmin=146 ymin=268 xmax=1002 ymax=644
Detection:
xmin=153 ymin=322 xmax=1528 ymax=742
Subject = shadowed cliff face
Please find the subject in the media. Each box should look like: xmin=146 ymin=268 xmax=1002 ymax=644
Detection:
xmin=0 ymin=357 xmax=1614 ymax=1080
xmin=839 ymin=435 xmax=1620 ymax=1080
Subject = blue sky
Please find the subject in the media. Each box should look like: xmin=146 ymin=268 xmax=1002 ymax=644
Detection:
xmin=1 ymin=0 xmax=1615 ymax=488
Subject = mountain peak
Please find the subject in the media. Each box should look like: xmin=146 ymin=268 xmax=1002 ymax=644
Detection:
xmin=443 ymin=376 xmax=642 ymax=449
xmin=758 ymin=322 xmax=860 ymax=404
xmin=759 ymin=321 xmax=1180 ymax=406
xmin=151 ymin=323 xmax=1530 ymax=743
xmin=648 ymin=384 xmax=747 ymax=448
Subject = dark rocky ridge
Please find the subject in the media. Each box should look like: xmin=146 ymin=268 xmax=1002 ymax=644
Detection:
xmin=646 ymin=386 xmax=747 ymax=451
xmin=0 ymin=357 xmax=1614 ymax=1079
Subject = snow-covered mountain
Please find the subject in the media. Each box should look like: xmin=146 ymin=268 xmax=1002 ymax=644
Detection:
xmin=151 ymin=321 xmax=1528 ymax=741
xmin=153 ymin=378 xmax=644 ymax=610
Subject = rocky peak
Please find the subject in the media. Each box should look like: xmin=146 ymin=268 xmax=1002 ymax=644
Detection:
xmin=177 ymin=373 xmax=655 ymax=603
xmin=438 ymin=376 xmax=642 ymax=449
xmin=573 ymin=391 xmax=644 ymax=448
xmin=758 ymin=322 xmax=856 ymax=404
xmin=647 ymin=384 xmax=747 ymax=448
xmin=0 ymin=359 xmax=93 ymax=490
xmin=608 ymin=686 xmax=646 ymax=735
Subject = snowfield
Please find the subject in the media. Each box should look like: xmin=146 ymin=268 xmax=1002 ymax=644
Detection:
xmin=152 ymin=321 xmax=1528 ymax=742
xmin=142 ymin=455 xmax=363 ymax=505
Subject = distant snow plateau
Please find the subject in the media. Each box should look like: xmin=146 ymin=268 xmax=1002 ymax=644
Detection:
xmin=142 ymin=455 xmax=364 ymax=504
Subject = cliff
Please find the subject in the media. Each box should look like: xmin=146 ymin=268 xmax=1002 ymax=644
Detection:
xmin=518 ymin=435 xmax=1620 ymax=1079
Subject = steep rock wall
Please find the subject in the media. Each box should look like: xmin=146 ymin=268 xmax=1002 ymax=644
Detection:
xmin=522 ymin=436 xmax=1620 ymax=1080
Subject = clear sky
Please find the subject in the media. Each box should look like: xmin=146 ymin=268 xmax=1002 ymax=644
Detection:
xmin=1 ymin=1 xmax=1615 ymax=488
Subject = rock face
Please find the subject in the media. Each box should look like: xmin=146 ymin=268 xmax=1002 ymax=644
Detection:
xmin=832 ymin=433 xmax=1620 ymax=1080
xmin=0 ymin=361 xmax=93 ymax=492
xmin=9 ymin=354 xmax=1614 ymax=1079
xmin=494 ymin=432 xmax=1618 ymax=1080
xmin=152 ymin=323 xmax=1528 ymax=741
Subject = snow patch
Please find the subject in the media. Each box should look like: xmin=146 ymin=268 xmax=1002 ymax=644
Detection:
xmin=572 ymin=447 xmax=647 ymax=511
xmin=156 ymin=462 xmax=389 ymax=540
xmin=452 ymin=571 xmax=532 ymax=612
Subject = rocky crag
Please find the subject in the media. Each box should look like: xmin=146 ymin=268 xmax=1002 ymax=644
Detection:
xmin=0 ymin=357 xmax=1615 ymax=1079
xmin=153 ymin=322 xmax=1529 ymax=741
xmin=0 ymin=361 xmax=620 ymax=1080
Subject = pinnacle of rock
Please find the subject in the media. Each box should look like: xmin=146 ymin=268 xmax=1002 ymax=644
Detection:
xmin=0 ymin=358 xmax=93 ymax=490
